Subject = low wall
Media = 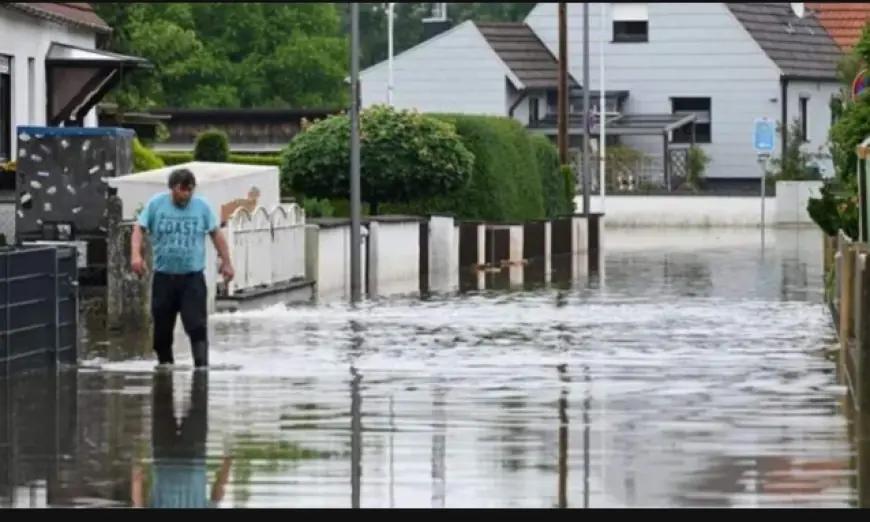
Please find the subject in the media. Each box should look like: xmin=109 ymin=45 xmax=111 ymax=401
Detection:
xmin=774 ymin=181 xmax=823 ymax=226
xmin=367 ymin=217 xmax=422 ymax=297
xmin=579 ymin=181 xmax=822 ymax=228
xmin=305 ymin=220 xmax=368 ymax=301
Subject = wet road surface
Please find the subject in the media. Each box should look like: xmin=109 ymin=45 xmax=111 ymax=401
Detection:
xmin=0 ymin=229 xmax=857 ymax=508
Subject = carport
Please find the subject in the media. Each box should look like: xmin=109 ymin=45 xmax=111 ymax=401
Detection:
xmin=528 ymin=111 xmax=699 ymax=190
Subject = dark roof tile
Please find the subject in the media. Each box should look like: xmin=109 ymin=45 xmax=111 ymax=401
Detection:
xmin=475 ymin=21 xmax=581 ymax=90
xmin=726 ymin=3 xmax=842 ymax=79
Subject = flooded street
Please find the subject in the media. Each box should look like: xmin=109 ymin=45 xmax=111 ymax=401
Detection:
xmin=1 ymin=228 xmax=854 ymax=508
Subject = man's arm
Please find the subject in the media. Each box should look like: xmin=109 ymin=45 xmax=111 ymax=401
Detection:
xmin=131 ymin=463 xmax=145 ymax=508
xmin=209 ymin=228 xmax=232 ymax=266
xmin=205 ymin=203 xmax=232 ymax=268
xmin=210 ymin=455 xmax=233 ymax=504
xmin=131 ymin=199 xmax=153 ymax=262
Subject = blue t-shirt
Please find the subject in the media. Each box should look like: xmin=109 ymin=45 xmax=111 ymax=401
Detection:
xmin=137 ymin=193 xmax=219 ymax=274
xmin=150 ymin=459 xmax=213 ymax=509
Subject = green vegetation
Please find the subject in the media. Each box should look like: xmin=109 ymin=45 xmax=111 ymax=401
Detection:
xmin=132 ymin=138 xmax=165 ymax=172
xmin=157 ymin=151 xmax=281 ymax=167
xmin=282 ymin=104 xmax=474 ymax=215
xmin=193 ymin=128 xmax=230 ymax=162
xmin=279 ymin=111 xmax=568 ymax=221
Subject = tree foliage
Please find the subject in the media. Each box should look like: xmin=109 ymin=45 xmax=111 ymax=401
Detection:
xmin=95 ymin=3 xmax=349 ymax=110
xmin=281 ymin=105 xmax=474 ymax=211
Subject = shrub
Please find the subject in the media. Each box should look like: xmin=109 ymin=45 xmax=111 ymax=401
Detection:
xmin=807 ymin=180 xmax=859 ymax=239
xmin=766 ymin=118 xmax=825 ymax=181
xmin=529 ymin=134 xmax=572 ymax=218
xmin=422 ymin=114 xmax=544 ymax=220
xmin=132 ymin=138 xmax=164 ymax=173
xmin=193 ymin=128 xmax=230 ymax=163
xmin=303 ymin=198 xmax=335 ymax=218
xmin=282 ymin=104 xmax=474 ymax=214
xmin=685 ymin=145 xmax=711 ymax=191
xmin=157 ymin=152 xmax=281 ymax=167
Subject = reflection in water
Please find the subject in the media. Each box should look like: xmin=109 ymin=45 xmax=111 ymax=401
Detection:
xmin=350 ymin=367 xmax=362 ymax=509
xmin=133 ymin=372 xmax=232 ymax=508
xmin=8 ymin=228 xmax=868 ymax=507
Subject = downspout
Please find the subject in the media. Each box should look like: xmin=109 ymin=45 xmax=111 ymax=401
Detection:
xmin=508 ymin=89 xmax=528 ymax=119
xmin=780 ymin=75 xmax=789 ymax=156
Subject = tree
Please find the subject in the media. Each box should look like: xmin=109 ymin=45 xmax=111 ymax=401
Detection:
xmin=281 ymin=105 xmax=474 ymax=213
xmin=95 ymin=3 xmax=349 ymax=110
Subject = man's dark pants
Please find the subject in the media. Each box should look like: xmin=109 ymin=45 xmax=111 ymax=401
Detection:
xmin=151 ymin=271 xmax=209 ymax=367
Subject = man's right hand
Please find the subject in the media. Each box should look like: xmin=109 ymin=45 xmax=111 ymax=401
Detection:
xmin=131 ymin=255 xmax=146 ymax=275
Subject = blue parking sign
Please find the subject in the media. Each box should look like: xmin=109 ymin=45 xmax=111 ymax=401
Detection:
xmin=753 ymin=118 xmax=775 ymax=153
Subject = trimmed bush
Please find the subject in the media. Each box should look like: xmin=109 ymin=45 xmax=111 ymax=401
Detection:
xmin=282 ymin=104 xmax=474 ymax=214
xmin=420 ymin=114 xmax=544 ymax=221
xmin=193 ymin=128 xmax=230 ymax=163
xmin=529 ymin=133 xmax=572 ymax=217
xmin=157 ymin=151 xmax=282 ymax=167
xmin=132 ymin=138 xmax=164 ymax=173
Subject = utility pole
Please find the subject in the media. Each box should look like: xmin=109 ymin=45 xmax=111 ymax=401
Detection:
xmin=581 ymin=4 xmax=591 ymax=217
xmin=557 ymin=3 xmax=569 ymax=166
xmin=387 ymin=3 xmax=395 ymax=105
xmin=349 ymin=3 xmax=362 ymax=304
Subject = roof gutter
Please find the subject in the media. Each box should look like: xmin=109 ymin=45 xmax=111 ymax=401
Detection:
xmin=508 ymin=89 xmax=528 ymax=119
xmin=781 ymin=74 xmax=839 ymax=83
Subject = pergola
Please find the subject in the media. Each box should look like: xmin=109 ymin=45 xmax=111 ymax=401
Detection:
xmin=528 ymin=111 xmax=699 ymax=190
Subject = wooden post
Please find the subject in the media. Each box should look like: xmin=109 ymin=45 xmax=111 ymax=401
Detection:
xmin=840 ymin=232 xmax=856 ymax=382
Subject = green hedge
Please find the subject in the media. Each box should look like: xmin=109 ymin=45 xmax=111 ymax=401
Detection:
xmin=424 ymin=114 xmax=544 ymax=220
xmin=528 ymin=133 xmax=573 ymax=217
xmin=157 ymin=151 xmax=282 ymax=167
xmin=133 ymin=138 xmax=165 ymax=172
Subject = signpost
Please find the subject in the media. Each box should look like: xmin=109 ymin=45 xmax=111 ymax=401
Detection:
xmin=853 ymin=69 xmax=869 ymax=103
xmin=753 ymin=118 xmax=775 ymax=248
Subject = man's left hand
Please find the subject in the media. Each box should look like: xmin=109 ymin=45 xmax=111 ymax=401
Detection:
xmin=220 ymin=261 xmax=235 ymax=283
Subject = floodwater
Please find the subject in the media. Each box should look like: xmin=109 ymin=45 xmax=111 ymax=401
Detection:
xmin=0 ymin=228 xmax=859 ymax=508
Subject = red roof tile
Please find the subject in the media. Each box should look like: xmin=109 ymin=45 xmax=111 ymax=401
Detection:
xmin=4 ymin=3 xmax=110 ymax=34
xmin=807 ymin=3 xmax=870 ymax=52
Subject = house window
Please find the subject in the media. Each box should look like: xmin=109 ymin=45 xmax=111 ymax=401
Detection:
xmin=612 ymin=4 xmax=649 ymax=43
xmin=671 ymin=97 xmax=712 ymax=144
xmin=529 ymin=97 xmax=540 ymax=123
xmin=799 ymin=96 xmax=809 ymax=142
xmin=0 ymin=55 xmax=10 ymax=163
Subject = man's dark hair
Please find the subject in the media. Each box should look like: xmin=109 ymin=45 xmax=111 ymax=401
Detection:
xmin=168 ymin=168 xmax=197 ymax=190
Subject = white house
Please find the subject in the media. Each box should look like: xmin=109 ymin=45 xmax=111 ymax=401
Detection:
xmin=0 ymin=3 xmax=150 ymax=163
xmin=360 ymin=3 xmax=843 ymax=188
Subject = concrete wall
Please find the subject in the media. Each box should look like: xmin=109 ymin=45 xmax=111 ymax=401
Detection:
xmin=774 ymin=180 xmax=823 ymax=226
xmin=580 ymin=185 xmax=823 ymax=228
xmin=367 ymin=219 xmax=420 ymax=297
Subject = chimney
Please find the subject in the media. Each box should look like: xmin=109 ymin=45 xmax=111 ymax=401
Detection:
xmin=790 ymin=3 xmax=805 ymax=18
xmin=422 ymin=3 xmax=452 ymax=41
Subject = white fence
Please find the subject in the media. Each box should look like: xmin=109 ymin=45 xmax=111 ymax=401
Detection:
xmin=224 ymin=203 xmax=306 ymax=296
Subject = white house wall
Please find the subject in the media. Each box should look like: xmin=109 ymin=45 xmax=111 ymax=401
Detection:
xmin=0 ymin=8 xmax=99 ymax=159
xmin=360 ymin=20 xmax=509 ymax=115
xmin=525 ymin=3 xmax=836 ymax=180
xmin=788 ymin=80 xmax=838 ymax=177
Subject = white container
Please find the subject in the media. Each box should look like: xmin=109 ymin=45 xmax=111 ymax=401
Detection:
xmin=108 ymin=161 xmax=281 ymax=315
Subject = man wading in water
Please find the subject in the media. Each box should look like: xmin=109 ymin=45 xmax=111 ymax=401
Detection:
xmin=131 ymin=168 xmax=235 ymax=369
